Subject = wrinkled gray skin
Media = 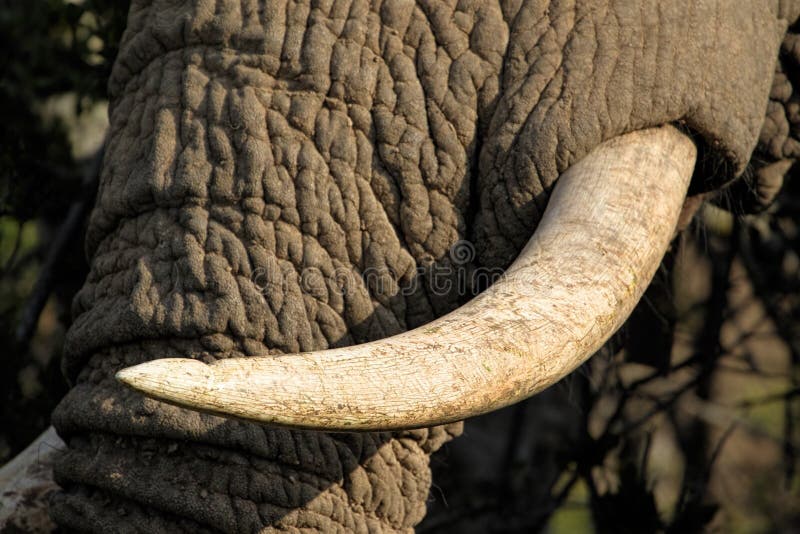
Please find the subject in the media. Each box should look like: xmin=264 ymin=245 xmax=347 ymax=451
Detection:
xmin=50 ymin=1 xmax=800 ymax=531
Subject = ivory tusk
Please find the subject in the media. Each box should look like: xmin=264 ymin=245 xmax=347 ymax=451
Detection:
xmin=117 ymin=125 xmax=697 ymax=431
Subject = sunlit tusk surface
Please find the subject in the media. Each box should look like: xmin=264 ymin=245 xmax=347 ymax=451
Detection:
xmin=117 ymin=126 xmax=696 ymax=431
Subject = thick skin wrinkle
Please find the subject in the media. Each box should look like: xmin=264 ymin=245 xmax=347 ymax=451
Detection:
xmin=52 ymin=0 xmax=798 ymax=532
xmin=734 ymin=23 xmax=800 ymax=212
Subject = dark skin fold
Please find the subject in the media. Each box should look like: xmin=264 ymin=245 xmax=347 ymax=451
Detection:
xmin=50 ymin=1 xmax=800 ymax=531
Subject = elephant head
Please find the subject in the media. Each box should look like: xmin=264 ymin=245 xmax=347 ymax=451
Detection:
xmin=45 ymin=0 xmax=800 ymax=531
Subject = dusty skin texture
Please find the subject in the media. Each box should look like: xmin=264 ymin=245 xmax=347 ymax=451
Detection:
xmin=51 ymin=1 xmax=799 ymax=532
xmin=732 ymin=15 xmax=800 ymax=212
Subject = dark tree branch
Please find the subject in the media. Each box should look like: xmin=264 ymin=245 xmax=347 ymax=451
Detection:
xmin=14 ymin=144 xmax=103 ymax=347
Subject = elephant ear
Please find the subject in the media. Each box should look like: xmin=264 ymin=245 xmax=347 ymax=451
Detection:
xmin=117 ymin=126 xmax=696 ymax=431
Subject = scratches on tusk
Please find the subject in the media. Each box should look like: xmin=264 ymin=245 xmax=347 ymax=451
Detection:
xmin=116 ymin=126 xmax=697 ymax=431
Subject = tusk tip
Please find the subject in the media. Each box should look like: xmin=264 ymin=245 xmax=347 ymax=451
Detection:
xmin=116 ymin=358 xmax=212 ymax=397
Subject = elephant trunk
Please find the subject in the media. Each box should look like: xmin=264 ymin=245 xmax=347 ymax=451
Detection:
xmin=49 ymin=1 xmax=462 ymax=531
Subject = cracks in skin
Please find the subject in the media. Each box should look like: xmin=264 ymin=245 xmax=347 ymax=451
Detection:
xmin=51 ymin=0 xmax=800 ymax=532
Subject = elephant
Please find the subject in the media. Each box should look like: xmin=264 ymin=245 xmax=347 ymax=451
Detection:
xmin=9 ymin=0 xmax=798 ymax=531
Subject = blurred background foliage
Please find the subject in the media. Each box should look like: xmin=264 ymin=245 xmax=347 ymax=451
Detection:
xmin=427 ymin=191 xmax=800 ymax=533
xmin=0 ymin=0 xmax=128 ymax=463
xmin=1 ymin=1 xmax=798 ymax=533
